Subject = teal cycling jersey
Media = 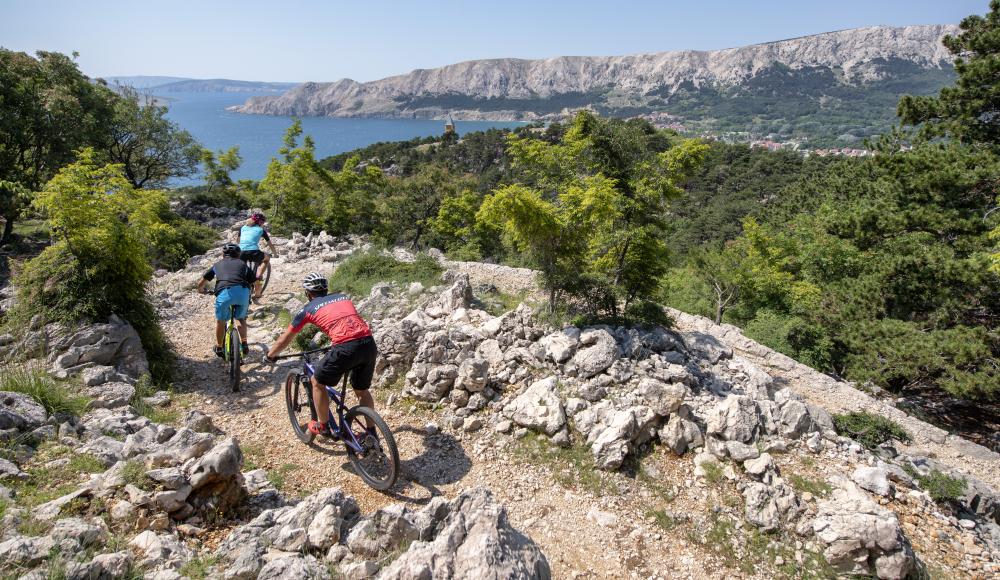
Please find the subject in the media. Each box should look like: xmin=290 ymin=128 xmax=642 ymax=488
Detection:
xmin=239 ymin=225 xmax=270 ymax=251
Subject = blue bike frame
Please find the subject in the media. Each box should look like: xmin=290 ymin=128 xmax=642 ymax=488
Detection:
xmin=301 ymin=355 xmax=366 ymax=455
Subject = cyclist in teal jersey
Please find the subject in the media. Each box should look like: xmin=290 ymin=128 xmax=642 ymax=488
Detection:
xmin=237 ymin=210 xmax=278 ymax=299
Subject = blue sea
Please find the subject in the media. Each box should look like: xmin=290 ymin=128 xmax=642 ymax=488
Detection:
xmin=160 ymin=91 xmax=526 ymax=184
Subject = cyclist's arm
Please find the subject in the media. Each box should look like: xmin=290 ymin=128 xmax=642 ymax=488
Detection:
xmin=198 ymin=267 xmax=215 ymax=293
xmin=266 ymin=327 xmax=296 ymax=359
xmin=261 ymin=229 xmax=278 ymax=257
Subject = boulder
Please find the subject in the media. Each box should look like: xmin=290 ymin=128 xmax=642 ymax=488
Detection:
xmin=78 ymin=436 xmax=126 ymax=467
xmin=852 ymin=465 xmax=892 ymax=497
xmin=680 ymin=331 xmax=732 ymax=364
xmin=657 ymin=413 xmax=703 ymax=455
xmin=570 ymin=329 xmax=619 ymax=379
xmin=50 ymin=517 xmax=107 ymax=547
xmin=258 ymin=555 xmax=329 ymax=580
xmin=0 ymin=392 xmax=47 ymax=432
xmin=743 ymin=482 xmax=801 ymax=532
xmin=47 ymin=315 xmax=148 ymax=379
xmin=129 ymin=531 xmax=194 ymax=569
xmin=539 ymin=328 xmax=580 ymax=364
xmin=813 ymin=479 xmax=916 ymax=579
xmin=505 ymin=377 xmax=566 ymax=437
xmin=377 ymin=487 xmax=550 ymax=579
xmin=636 ymin=378 xmax=686 ymax=416
xmin=705 ymin=396 xmax=760 ymax=443
xmin=182 ymin=410 xmax=216 ymax=433
xmin=454 ymin=358 xmax=489 ymax=393
xmin=84 ymin=381 xmax=135 ymax=409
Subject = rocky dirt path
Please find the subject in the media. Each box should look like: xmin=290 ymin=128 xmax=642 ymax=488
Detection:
xmin=157 ymin=248 xmax=736 ymax=579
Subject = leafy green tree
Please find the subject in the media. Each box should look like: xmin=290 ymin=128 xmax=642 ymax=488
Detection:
xmin=479 ymin=112 xmax=707 ymax=318
xmin=0 ymin=49 xmax=115 ymax=245
xmin=377 ymin=164 xmax=474 ymax=248
xmin=676 ymin=143 xmax=999 ymax=399
xmin=257 ymin=121 xmax=387 ymax=235
xmin=430 ymin=188 xmax=496 ymax=260
xmin=105 ymin=85 xmax=201 ymax=188
xmin=201 ymin=146 xmax=242 ymax=191
xmin=898 ymin=0 xmax=1000 ymax=145
xmin=12 ymin=149 xmax=176 ymax=380
xmin=256 ymin=120 xmax=324 ymax=233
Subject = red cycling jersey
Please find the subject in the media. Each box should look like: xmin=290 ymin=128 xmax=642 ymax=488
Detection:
xmin=289 ymin=294 xmax=372 ymax=344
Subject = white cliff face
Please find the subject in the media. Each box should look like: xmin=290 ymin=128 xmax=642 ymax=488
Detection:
xmin=233 ymin=24 xmax=958 ymax=119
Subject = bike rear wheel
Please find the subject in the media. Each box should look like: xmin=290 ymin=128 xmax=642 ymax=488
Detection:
xmin=284 ymin=372 xmax=316 ymax=444
xmin=345 ymin=406 xmax=399 ymax=491
xmin=228 ymin=324 xmax=241 ymax=392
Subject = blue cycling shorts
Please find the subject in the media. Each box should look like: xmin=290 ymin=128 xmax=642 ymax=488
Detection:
xmin=215 ymin=286 xmax=250 ymax=321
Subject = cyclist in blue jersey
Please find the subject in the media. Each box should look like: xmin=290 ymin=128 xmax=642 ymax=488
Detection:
xmin=197 ymin=243 xmax=255 ymax=358
xmin=238 ymin=210 xmax=278 ymax=300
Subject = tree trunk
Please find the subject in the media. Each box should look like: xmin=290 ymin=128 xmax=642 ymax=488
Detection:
xmin=0 ymin=216 xmax=13 ymax=248
xmin=714 ymin=286 xmax=724 ymax=324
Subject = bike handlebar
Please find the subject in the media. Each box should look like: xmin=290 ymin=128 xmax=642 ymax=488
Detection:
xmin=269 ymin=345 xmax=333 ymax=361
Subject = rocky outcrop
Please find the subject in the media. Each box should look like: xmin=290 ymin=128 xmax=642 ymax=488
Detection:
xmin=232 ymin=25 xmax=956 ymax=120
xmin=378 ymin=488 xmax=551 ymax=579
xmin=1 ymin=315 xmax=149 ymax=384
xmin=813 ymin=479 xmax=916 ymax=579
xmin=215 ymin=487 xmax=549 ymax=579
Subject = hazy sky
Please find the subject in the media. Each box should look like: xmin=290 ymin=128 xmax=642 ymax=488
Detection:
xmin=0 ymin=0 xmax=987 ymax=83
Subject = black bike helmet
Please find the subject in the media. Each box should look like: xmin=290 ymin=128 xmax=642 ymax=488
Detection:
xmin=222 ymin=243 xmax=241 ymax=258
xmin=302 ymin=272 xmax=328 ymax=293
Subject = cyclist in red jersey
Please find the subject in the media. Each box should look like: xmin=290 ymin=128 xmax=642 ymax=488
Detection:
xmin=265 ymin=273 xmax=378 ymax=435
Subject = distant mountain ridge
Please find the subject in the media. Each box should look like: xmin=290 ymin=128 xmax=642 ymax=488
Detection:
xmin=232 ymin=24 xmax=958 ymax=145
xmin=103 ymin=76 xmax=297 ymax=93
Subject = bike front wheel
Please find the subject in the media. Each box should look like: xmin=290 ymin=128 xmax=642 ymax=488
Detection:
xmin=284 ymin=372 xmax=316 ymax=444
xmin=344 ymin=406 xmax=399 ymax=491
xmin=228 ymin=325 xmax=241 ymax=392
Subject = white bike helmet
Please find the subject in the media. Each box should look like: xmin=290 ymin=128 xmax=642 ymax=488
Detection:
xmin=302 ymin=272 xmax=328 ymax=293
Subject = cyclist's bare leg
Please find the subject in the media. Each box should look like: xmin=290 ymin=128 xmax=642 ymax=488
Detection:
xmin=214 ymin=321 xmax=226 ymax=347
xmin=354 ymin=390 xmax=376 ymax=429
xmin=310 ymin=374 xmax=332 ymax=425
xmin=237 ymin=319 xmax=248 ymax=342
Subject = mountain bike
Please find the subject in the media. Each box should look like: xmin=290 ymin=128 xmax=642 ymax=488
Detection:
xmin=223 ymin=304 xmax=242 ymax=392
xmin=272 ymin=347 xmax=399 ymax=491
xmin=245 ymin=254 xmax=271 ymax=301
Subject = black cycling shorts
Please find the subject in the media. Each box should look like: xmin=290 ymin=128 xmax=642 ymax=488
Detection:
xmin=240 ymin=250 xmax=267 ymax=264
xmin=313 ymin=336 xmax=378 ymax=391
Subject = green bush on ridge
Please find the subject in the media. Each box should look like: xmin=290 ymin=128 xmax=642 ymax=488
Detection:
xmin=328 ymin=251 xmax=444 ymax=300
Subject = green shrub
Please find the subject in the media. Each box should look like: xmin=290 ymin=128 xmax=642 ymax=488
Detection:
xmin=833 ymin=411 xmax=911 ymax=449
xmin=787 ymin=473 xmax=833 ymax=497
xmin=163 ymin=217 xmax=217 ymax=269
xmin=328 ymin=251 xmax=443 ymax=299
xmin=120 ymin=460 xmax=153 ymax=491
xmin=129 ymin=376 xmax=177 ymax=424
xmin=646 ymin=509 xmax=681 ymax=531
xmin=916 ymin=470 xmax=967 ymax=504
xmin=11 ymin=152 xmax=176 ymax=383
xmin=0 ymin=367 xmax=90 ymax=417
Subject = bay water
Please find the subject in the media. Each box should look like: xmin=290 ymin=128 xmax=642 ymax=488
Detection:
xmin=160 ymin=91 xmax=525 ymax=184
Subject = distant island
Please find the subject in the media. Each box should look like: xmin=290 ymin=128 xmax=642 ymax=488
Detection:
xmin=103 ymin=76 xmax=298 ymax=93
xmin=231 ymin=24 xmax=957 ymax=146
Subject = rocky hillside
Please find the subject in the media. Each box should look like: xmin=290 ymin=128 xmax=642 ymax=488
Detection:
xmin=0 ymin=207 xmax=997 ymax=578
xmin=231 ymin=24 xmax=957 ymax=143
